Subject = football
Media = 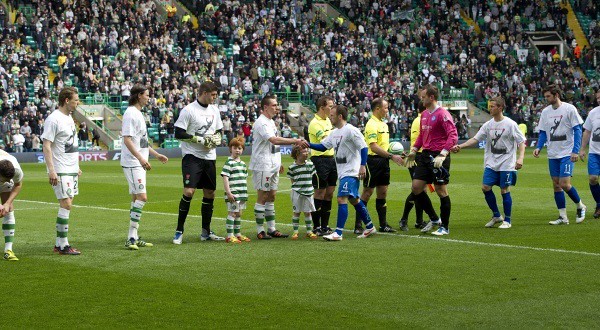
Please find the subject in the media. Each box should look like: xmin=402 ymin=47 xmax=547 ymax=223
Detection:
xmin=388 ymin=142 xmax=404 ymax=155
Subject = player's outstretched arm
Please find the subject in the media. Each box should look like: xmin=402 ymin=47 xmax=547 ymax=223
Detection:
xmin=308 ymin=143 xmax=327 ymax=151
xmin=452 ymin=137 xmax=479 ymax=153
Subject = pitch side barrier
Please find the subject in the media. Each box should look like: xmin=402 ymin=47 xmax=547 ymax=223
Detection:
xmin=10 ymin=140 xmax=538 ymax=163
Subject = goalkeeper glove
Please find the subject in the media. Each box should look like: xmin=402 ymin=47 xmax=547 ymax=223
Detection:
xmin=211 ymin=133 xmax=222 ymax=147
xmin=190 ymin=135 xmax=205 ymax=144
xmin=433 ymin=154 xmax=446 ymax=168
xmin=404 ymin=151 xmax=417 ymax=168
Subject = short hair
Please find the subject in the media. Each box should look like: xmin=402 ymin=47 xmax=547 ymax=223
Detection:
xmin=421 ymin=84 xmax=439 ymax=100
xmin=489 ymin=96 xmax=505 ymax=109
xmin=335 ymin=105 xmax=348 ymax=120
xmin=261 ymin=95 xmax=277 ymax=109
xmin=58 ymin=87 xmax=78 ymax=107
xmin=316 ymin=96 xmax=334 ymax=111
xmin=543 ymin=84 xmax=561 ymax=97
xmin=128 ymin=85 xmax=148 ymax=106
xmin=229 ymin=137 xmax=245 ymax=150
xmin=198 ymin=81 xmax=219 ymax=95
xmin=291 ymin=144 xmax=302 ymax=159
xmin=371 ymin=98 xmax=386 ymax=111
xmin=0 ymin=160 xmax=15 ymax=180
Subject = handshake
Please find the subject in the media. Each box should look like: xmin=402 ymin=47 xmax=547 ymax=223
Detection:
xmin=191 ymin=133 xmax=222 ymax=149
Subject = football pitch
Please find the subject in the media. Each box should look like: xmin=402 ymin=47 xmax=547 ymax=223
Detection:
xmin=3 ymin=148 xmax=600 ymax=328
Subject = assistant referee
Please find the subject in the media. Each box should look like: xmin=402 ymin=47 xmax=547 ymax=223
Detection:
xmin=308 ymin=96 xmax=337 ymax=235
xmin=355 ymin=98 xmax=404 ymax=233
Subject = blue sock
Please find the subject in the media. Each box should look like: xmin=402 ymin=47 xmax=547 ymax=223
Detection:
xmin=590 ymin=183 xmax=600 ymax=206
xmin=335 ymin=204 xmax=348 ymax=236
xmin=354 ymin=201 xmax=374 ymax=229
xmin=502 ymin=192 xmax=512 ymax=223
xmin=483 ymin=190 xmax=501 ymax=217
xmin=565 ymin=186 xmax=581 ymax=204
xmin=554 ymin=191 xmax=566 ymax=209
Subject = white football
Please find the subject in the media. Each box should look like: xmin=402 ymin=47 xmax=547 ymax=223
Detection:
xmin=388 ymin=141 xmax=404 ymax=155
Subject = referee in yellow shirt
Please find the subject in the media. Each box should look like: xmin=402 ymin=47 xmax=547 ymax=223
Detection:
xmin=355 ymin=98 xmax=404 ymax=233
xmin=398 ymin=101 xmax=439 ymax=231
xmin=308 ymin=96 xmax=337 ymax=235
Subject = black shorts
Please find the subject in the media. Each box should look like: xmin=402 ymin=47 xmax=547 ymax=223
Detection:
xmin=311 ymin=156 xmax=337 ymax=189
xmin=364 ymin=156 xmax=390 ymax=188
xmin=412 ymin=150 xmax=451 ymax=185
xmin=181 ymin=154 xmax=217 ymax=190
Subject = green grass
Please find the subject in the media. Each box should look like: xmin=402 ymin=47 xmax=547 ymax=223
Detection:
xmin=3 ymin=148 xmax=600 ymax=328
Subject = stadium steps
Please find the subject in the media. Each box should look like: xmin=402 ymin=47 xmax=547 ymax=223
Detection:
xmin=563 ymin=1 xmax=590 ymax=50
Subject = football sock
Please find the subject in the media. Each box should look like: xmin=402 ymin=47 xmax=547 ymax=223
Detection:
xmin=440 ymin=196 xmax=451 ymax=229
xmin=292 ymin=216 xmax=300 ymax=233
xmin=305 ymin=214 xmax=313 ymax=232
xmin=312 ymin=198 xmax=323 ymax=230
xmin=375 ymin=198 xmax=387 ymax=227
xmin=335 ymin=203 xmax=348 ymax=236
xmin=483 ymin=190 xmax=501 ymax=217
xmin=554 ymin=191 xmax=566 ymax=210
xmin=355 ymin=199 xmax=367 ymax=228
xmin=129 ymin=200 xmax=145 ymax=240
xmin=414 ymin=191 xmax=438 ymax=220
xmin=254 ymin=203 xmax=266 ymax=233
xmin=176 ymin=195 xmax=192 ymax=232
xmin=354 ymin=200 xmax=374 ymax=229
xmin=3 ymin=211 xmax=15 ymax=251
xmin=265 ymin=202 xmax=276 ymax=232
xmin=320 ymin=200 xmax=332 ymax=228
xmin=401 ymin=193 xmax=415 ymax=221
xmin=56 ymin=207 xmax=70 ymax=248
xmin=234 ymin=217 xmax=241 ymax=236
xmin=201 ymin=197 xmax=214 ymax=235
xmin=415 ymin=198 xmax=424 ymax=223
xmin=226 ymin=215 xmax=235 ymax=238
xmin=590 ymin=183 xmax=600 ymax=206
xmin=565 ymin=186 xmax=582 ymax=205
xmin=502 ymin=192 xmax=512 ymax=223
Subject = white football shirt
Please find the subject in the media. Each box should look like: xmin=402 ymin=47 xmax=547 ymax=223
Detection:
xmin=249 ymin=114 xmax=280 ymax=172
xmin=321 ymin=123 xmax=367 ymax=179
xmin=175 ymin=101 xmax=223 ymax=160
xmin=583 ymin=106 xmax=600 ymax=155
xmin=41 ymin=110 xmax=79 ymax=174
xmin=121 ymin=106 xmax=149 ymax=167
xmin=474 ymin=117 xmax=525 ymax=171
xmin=537 ymin=102 xmax=583 ymax=159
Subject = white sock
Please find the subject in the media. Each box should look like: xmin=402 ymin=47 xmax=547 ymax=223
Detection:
xmin=558 ymin=208 xmax=567 ymax=219
xmin=578 ymin=201 xmax=585 ymax=209
xmin=129 ymin=200 xmax=145 ymax=240
xmin=57 ymin=208 xmax=70 ymax=248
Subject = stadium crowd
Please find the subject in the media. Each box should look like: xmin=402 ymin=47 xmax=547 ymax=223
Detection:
xmin=0 ymin=0 xmax=598 ymax=152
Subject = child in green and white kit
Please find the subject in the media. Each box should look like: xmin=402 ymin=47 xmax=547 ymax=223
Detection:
xmin=287 ymin=145 xmax=318 ymax=240
xmin=221 ymin=137 xmax=251 ymax=243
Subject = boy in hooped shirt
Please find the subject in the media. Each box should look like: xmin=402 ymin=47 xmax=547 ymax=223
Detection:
xmin=287 ymin=145 xmax=318 ymax=240
xmin=221 ymin=137 xmax=251 ymax=243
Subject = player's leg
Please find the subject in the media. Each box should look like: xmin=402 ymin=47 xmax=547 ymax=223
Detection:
xmin=431 ymin=183 xmax=450 ymax=236
xmin=54 ymin=175 xmax=80 ymax=255
xmin=356 ymin=186 xmax=373 ymax=233
xmin=498 ymin=186 xmax=512 ymax=228
xmin=312 ymin=187 xmax=325 ymax=233
xmin=234 ymin=205 xmax=251 ymax=242
xmin=175 ymin=155 xmax=199 ymax=243
xmin=225 ymin=206 xmax=241 ymax=243
xmin=200 ymin=159 xmax=221 ymax=240
xmin=375 ymin=185 xmax=395 ymax=232
xmin=588 ymin=154 xmax=600 ymax=218
xmin=482 ymin=168 xmax=502 ymax=228
xmin=124 ymin=167 xmax=149 ymax=249
xmin=304 ymin=211 xmax=317 ymax=239
xmin=320 ymin=184 xmax=336 ymax=234
xmin=264 ymin=173 xmax=286 ymax=238
xmin=253 ymin=170 xmax=271 ymax=239
xmin=1 ymin=191 xmax=17 ymax=261
xmin=557 ymin=157 xmax=586 ymax=223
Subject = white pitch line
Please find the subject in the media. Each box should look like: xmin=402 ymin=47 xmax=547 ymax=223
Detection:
xmin=17 ymin=199 xmax=600 ymax=257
